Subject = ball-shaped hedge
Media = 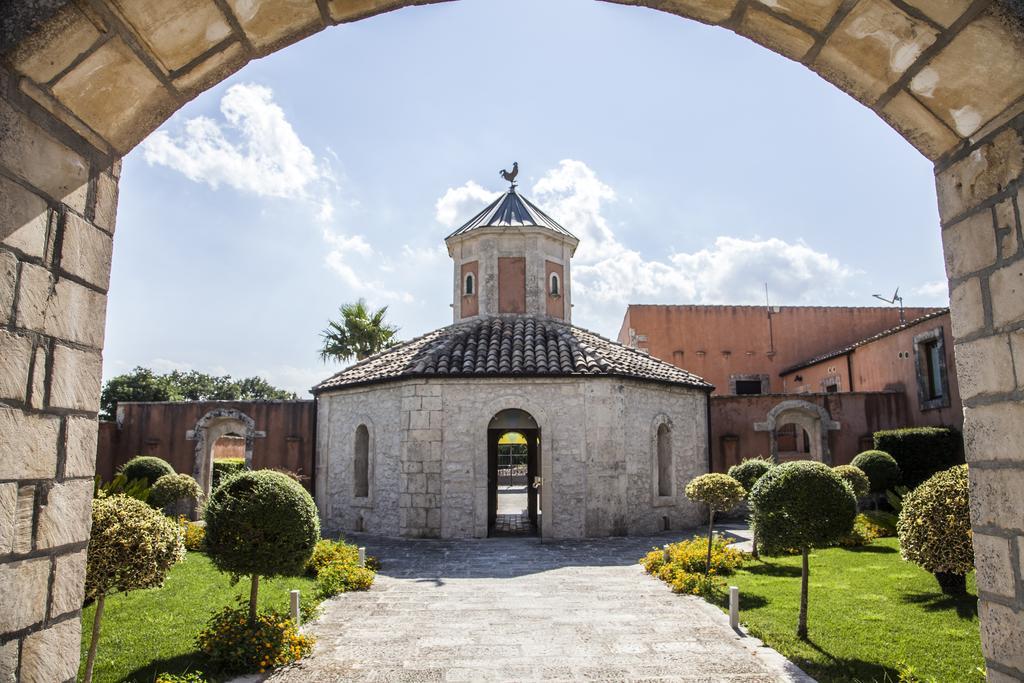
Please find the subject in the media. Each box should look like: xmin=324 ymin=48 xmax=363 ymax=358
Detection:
xmin=204 ymin=470 xmax=320 ymax=579
xmin=749 ymin=461 xmax=857 ymax=554
xmin=897 ymin=464 xmax=973 ymax=576
xmin=851 ymin=450 xmax=901 ymax=494
xmin=150 ymin=473 xmax=202 ymax=509
xmin=86 ymin=494 xmax=184 ymax=599
xmin=685 ymin=473 xmax=746 ymax=512
xmin=119 ymin=455 xmax=175 ymax=487
xmin=727 ymin=458 xmax=774 ymax=493
xmin=832 ymin=465 xmax=870 ymax=499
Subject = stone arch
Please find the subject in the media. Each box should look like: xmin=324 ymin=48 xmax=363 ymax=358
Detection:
xmin=650 ymin=413 xmax=675 ymax=499
xmin=3 ymin=1 xmax=1024 ymax=678
xmin=186 ymin=407 xmax=265 ymax=499
xmin=754 ymin=399 xmax=840 ymax=464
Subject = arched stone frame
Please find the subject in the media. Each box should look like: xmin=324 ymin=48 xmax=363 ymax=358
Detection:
xmin=350 ymin=417 xmax=375 ymax=507
xmin=754 ymin=400 xmax=840 ymax=464
xmin=186 ymin=408 xmax=265 ymax=499
xmin=472 ymin=394 xmax=553 ymax=539
xmin=464 ymin=271 xmax=475 ymax=296
xmin=650 ymin=413 xmax=675 ymax=504
xmin=549 ymin=271 xmax=560 ymax=296
xmin=5 ymin=2 xmax=1024 ymax=679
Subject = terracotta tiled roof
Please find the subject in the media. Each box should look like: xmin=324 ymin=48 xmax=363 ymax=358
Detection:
xmin=313 ymin=315 xmax=711 ymax=393
xmin=779 ymin=308 xmax=950 ymax=375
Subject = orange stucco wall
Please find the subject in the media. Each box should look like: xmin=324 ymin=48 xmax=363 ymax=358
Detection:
xmin=546 ymin=260 xmax=564 ymax=319
xmin=460 ymin=260 xmax=478 ymax=318
xmin=618 ymin=305 xmax=943 ymax=395
xmin=498 ymin=256 xmax=526 ymax=314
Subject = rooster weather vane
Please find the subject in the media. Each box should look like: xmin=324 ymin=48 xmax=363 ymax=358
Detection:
xmin=500 ymin=162 xmax=519 ymax=189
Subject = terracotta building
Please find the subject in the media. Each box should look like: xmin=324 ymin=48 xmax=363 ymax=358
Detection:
xmin=617 ymin=305 xmax=962 ymax=471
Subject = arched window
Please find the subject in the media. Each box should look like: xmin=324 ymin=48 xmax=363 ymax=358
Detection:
xmin=354 ymin=425 xmax=369 ymax=498
xmin=550 ymin=273 xmax=560 ymax=296
xmin=465 ymin=272 xmax=475 ymax=296
xmin=657 ymin=423 xmax=672 ymax=497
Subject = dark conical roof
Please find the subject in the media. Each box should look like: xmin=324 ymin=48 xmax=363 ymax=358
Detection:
xmin=313 ymin=315 xmax=711 ymax=393
xmin=445 ymin=188 xmax=577 ymax=240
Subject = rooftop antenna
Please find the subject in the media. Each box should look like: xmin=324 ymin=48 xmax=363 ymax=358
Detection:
xmin=872 ymin=287 xmax=905 ymax=324
xmin=765 ymin=282 xmax=776 ymax=356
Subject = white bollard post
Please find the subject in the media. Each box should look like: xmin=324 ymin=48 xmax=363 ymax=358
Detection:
xmin=290 ymin=589 xmax=301 ymax=628
xmin=358 ymin=546 xmax=366 ymax=568
xmin=729 ymin=586 xmax=739 ymax=630
xmin=662 ymin=544 xmax=670 ymax=563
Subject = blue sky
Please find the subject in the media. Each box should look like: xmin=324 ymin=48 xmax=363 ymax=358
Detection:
xmin=103 ymin=0 xmax=947 ymax=396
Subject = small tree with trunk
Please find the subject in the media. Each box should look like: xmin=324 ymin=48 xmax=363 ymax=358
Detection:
xmin=204 ymin=470 xmax=320 ymax=624
xmin=83 ymin=495 xmax=184 ymax=683
xmin=727 ymin=457 xmax=774 ymax=558
xmin=749 ymin=461 xmax=856 ymax=639
xmin=685 ymin=473 xmax=746 ymax=575
xmin=897 ymin=464 xmax=973 ymax=595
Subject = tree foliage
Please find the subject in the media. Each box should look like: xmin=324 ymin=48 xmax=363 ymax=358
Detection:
xmin=851 ymin=450 xmax=901 ymax=494
xmin=119 ymin=456 xmax=175 ymax=488
xmin=100 ymin=367 xmax=297 ymax=420
xmin=150 ymin=473 xmax=202 ymax=510
xmin=898 ymin=465 xmax=973 ymax=591
xmin=685 ymin=473 xmax=746 ymax=511
xmin=319 ymin=298 xmax=400 ymax=363
xmin=832 ymin=464 xmax=871 ymax=499
xmin=727 ymin=457 xmax=774 ymax=493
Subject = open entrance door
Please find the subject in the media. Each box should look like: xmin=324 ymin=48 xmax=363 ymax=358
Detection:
xmin=487 ymin=409 xmax=541 ymax=537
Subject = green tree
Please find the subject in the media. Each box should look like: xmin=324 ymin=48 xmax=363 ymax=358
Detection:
xmin=100 ymin=368 xmax=297 ymax=420
xmin=684 ymin=473 xmax=746 ymax=575
xmin=319 ymin=299 xmax=400 ymax=363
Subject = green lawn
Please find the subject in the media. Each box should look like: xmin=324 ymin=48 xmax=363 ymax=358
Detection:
xmin=711 ymin=538 xmax=983 ymax=682
xmin=78 ymin=552 xmax=319 ymax=683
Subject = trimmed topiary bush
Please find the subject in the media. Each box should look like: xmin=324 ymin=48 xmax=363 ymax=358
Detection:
xmin=211 ymin=458 xmax=247 ymax=490
xmin=851 ymin=450 xmax=901 ymax=494
xmin=685 ymin=473 xmax=746 ymax=575
xmin=749 ymin=460 xmax=857 ymax=639
xmin=874 ymin=427 xmax=963 ymax=489
xmin=728 ymin=457 xmax=774 ymax=493
xmin=897 ymin=464 xmax=973 ymax=595
xmin=832 ymin=464 xmax=870 ymax=500
xmin=204 ymin=470 xmax=320 ymax=623
xmin=119 ymin=455 xmax=175 ymax=487
xmin=84 ymin=495 xmax=184 ymax=683
xmin=150 ymin=473 xmax=202 ymax=514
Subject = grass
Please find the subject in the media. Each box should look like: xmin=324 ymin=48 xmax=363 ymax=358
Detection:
xmin=78 ymin=552 xmax=319 ymax=683
xmin=709 ymin=538 xmax=983 ymax=683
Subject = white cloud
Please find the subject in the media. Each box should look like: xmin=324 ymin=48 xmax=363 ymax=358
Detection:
xmin=524 ymin=160 xmax=859 ymax=334
xmin=143 ymin=83 xmax=321 ymax=199
xmin=912 ymin=280 xmax=948 ymax=301
xmin=321 ymin=227 xmax=417 ymax=303
xmin=435 ymin=181 xmax=500 ymax=227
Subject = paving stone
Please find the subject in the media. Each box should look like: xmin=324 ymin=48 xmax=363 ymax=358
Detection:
xmin=268 ymin=533 xmax=813 ymax=682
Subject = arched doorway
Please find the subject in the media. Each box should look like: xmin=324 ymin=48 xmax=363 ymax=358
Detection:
xmin=488 ymin=409 xmax=541 ymax=537
xmin=3 ymin=1 xmax=1024 ymax=678
xmin=186 ymin=407 xmax=265 ymax=499
xmin=754 ymin=399 xmax=840 ymax=463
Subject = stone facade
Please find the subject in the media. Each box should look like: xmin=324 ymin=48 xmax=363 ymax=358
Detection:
xmin=317 ymin=377 xmax=707 ymax=539
xmin=2 ymin=0 xmax=1024 ymax=678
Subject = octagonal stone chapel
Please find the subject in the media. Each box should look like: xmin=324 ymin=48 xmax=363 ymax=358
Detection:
xmin=314 ymin=176 xmax=713 ymax=539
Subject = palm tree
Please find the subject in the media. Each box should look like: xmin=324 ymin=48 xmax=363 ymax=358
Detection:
xmin=319 ymin=299 xmax=400 ymax=363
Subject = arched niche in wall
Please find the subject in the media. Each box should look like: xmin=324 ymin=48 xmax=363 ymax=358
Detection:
xmin=753 ymin=400 xmax=840 ymax=464
xmin=186 ymin=408 xmax=266 ymax=499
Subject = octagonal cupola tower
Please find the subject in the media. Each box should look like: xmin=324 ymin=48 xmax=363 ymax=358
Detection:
xmin=445 ymin=167 xmax=578 ymax=323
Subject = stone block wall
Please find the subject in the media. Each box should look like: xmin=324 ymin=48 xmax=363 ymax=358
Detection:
xmin=0 ymin=63 xmax=115 ymax=682
xmin=318 ymin=377 xmax=707 ymax=540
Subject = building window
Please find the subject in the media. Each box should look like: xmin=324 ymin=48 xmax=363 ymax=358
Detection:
xmin=913 ymin=328 xmax=950 ymax=410
xmin=657 ymin=423 xmax=672 ymax=497
xmin=735 ymin=380 xmax=762 ymax=395
xmin=354 ymin=425 xmax=369 ymax=498
xmin=550 ymin=273 xmax=560 ymax=296
xmin=464 ymin=272 xmax=475 ymax=296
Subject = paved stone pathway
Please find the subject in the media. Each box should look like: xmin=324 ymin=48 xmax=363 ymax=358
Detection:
xmin=269 ymin=533 xmax=813 ymax=682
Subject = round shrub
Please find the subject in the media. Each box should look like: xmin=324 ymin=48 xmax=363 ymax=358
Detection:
xmin=86 ymin=495 xmax=184 ymax=599
xmin=750 ymin=461 xmax=857 ymax=555
xmin=727 ymin=457 xmax=774 ymax=493
xmin=150 ymin=473 xmax=202 ymax=510
xmin=851 ymin=450 xmax=900 ymax=494
xmin=897 ymin=464 xmax=973 ymax=595
xmin=832 ymin=464 xmax=870 ymax=499
xmin=119 ymin=455 xmax=175 ymax=487
xmin=211 ymin=458 xmax=247 ymax=490
xmin=685 ymin=473 xmax=746 ymax=512
xmin=204 ymin=470 xmax=320 ymax=580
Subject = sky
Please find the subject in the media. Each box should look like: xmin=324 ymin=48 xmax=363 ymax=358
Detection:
xmin=103 ymin=0 xmax=948 ymax=397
